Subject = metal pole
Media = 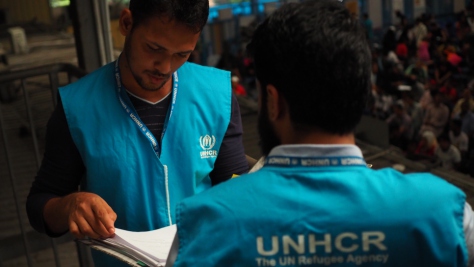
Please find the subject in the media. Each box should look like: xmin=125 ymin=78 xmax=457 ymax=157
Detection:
xmin=69 ymin=0 xmax=103 ymax=72
xmin=0 ymin=102 xmax=34 ymax=267
xmin=92 ymin=0 xmax=107 ymax=66
xmin=21 ymin=80 xmax=41 ymax=167
xmin=20 ymin=79 xmax=62 ymax=267
xmin=99 ymin=0 xmax=115 ymax=63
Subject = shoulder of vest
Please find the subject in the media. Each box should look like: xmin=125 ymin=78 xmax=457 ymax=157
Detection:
xmin=177 ymin=62 xmax=232 ymax=103
xmin=59 ymin=62 xmax=114 ymax=95
xmin=181 ymin=171 xmax=261 ymax=208
xmin=402 ymin=171 xmax=447 ymax=182
xmin=180 ymin=62 xmax=230 ymax=76
xmin=378 ymin=168 xmax=466 ymax=196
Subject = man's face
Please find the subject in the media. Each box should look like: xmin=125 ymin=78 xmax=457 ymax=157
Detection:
xmin=257 ymin=82 xmax=281 ymax=156
xmin=124 ymin=16 xmax=200 ymax=91
xmin=440 ymin=140 xmax=450 ymax=151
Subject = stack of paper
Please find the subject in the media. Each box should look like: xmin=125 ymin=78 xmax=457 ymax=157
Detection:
xmin=79 ymin=224 xmax=176 ymax=267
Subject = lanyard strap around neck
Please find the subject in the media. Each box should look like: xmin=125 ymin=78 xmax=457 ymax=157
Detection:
xmin=114 ymin=56 xmax=178 ymax=156
xmin=264 ymin=155 xmax=367 ymax=168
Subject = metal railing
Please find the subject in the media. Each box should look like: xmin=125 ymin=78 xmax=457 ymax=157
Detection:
xmin=0 ymin=63 xmax=87 ymax=267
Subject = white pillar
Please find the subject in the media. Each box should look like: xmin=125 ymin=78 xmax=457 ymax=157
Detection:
xmin=368 ymin=0 xmax=382 ymax=29
xmin=392 ymin=0 xmax=404 ymax=24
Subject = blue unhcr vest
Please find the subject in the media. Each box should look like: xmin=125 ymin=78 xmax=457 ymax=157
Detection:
xmin=60 ymin=61 xmax=231 ymax=265
xmin=174 ymin=145 xmax=467 ymax=267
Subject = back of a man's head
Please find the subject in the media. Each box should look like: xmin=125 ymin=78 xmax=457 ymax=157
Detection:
xmin=129 ymin=0 xmax=209 ymax=32
xmin=248 ymin=0 xmax=371 ymax=135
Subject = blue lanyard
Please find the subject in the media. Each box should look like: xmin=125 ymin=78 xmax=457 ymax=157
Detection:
xmin=114 ymin=57 xmax=178 ymax=156
xmin=264 ymin=156 xmax=367 ymax=167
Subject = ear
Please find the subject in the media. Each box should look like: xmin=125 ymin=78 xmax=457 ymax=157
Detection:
xmin=119 ymin=8 xmax=133 ymax=36
xmin=266 ymin=84 xmax=286 ymax=121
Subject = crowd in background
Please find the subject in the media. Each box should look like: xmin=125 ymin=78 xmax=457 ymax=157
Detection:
xmin=194 ymin=2 xmax=474 ymax=176
xmin=366 ymin=2 xmax=474 ymax=175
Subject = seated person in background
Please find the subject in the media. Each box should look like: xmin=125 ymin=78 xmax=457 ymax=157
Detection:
xmin=419 ymin=89 xmax=450 ymax=137
xmin=383 ymin=48 xmax=400 ymax=66
xmin=445 ymin=46 xmax=463 ymax=67
xmin=383 ymin=62 xmax=407 ymax=96
xmin=386 ymin=102 xmax=412 ymax=150
xmin=434 ymin=57 xmax=453 ymax=86
xmin=401 ymin=91 xmax=424 ymax=137
xmin=453 ymin=88 xmax=474 ymax=117
xmin=404 ymin=68 xmax=425 ymax=100
xmin=419 ymin=83 xmax=434 ymax=111
xmin=405 ymin=59 xmax=428 ymax=85
xmin=439 ymin=78 xmax=458 ymax=109
xmin=166 ymin=1 xmax=474 ymax=266
xmin=449 ymin=118 xmax=469 ymax=158
xmin=231 ymin=75 xmax=247 ymax=96
xmin=395 ymin=37 xmax=408 ymax=63
xmin=454 ymin=100 xmax=474 ymax=138
xmin=409 ymin=130 xmax=438 ymax=161
xmin=417 ymin=36 xmax=431 ymax=64
xmin=371 ymin=85 xmax=394 ymax=120
xmin=435 ymin=134 xmax=462 ymax=170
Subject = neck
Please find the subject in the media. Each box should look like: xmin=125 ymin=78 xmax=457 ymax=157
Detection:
xmin=118 ymin=54 xmax=172 ymax=103
xmin=284 ymin=130 xmax=356 ymax=146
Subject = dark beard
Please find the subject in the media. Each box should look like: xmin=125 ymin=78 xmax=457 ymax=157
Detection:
xmin=258 ymin=105 xmax=281 ymax=156
xmin=124 ymin=37 xmax=169 ymax=91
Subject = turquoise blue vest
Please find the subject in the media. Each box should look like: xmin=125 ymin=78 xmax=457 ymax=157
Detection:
xmin=60 ymin=61 xmax=231 ymax=264
xmin=174 ymin=145 xmax=467 ymax=266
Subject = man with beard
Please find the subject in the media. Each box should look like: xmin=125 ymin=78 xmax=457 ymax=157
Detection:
xmin=166 ymin=1 xmax=474 ymax=266
xmin=25 ymin=0 xmax=248 ymax=266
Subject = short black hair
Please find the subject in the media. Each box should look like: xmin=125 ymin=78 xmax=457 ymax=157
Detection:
xmin=247 ymin=0 xmax=371 ymax=134
xmin=129 ymin=0 xmax=209 ymax=32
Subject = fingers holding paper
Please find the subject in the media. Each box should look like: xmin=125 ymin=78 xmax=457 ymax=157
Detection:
xmin=43 ymin=192 xmax=116 ymax=239
xmin=67 ymin=192 xmax=117 ymax=239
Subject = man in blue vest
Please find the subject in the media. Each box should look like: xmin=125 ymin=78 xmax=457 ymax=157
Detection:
xmin=26 ymin=0 xmax=249 ymax=265
xmin=167 ymin=1 xmax=474 ymax=266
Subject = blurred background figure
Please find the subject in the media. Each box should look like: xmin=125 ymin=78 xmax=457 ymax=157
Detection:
xmin=435 ymin=134 xmax=462 ymax=170
xmin=231 ymin=75 xmax=247 ymax=96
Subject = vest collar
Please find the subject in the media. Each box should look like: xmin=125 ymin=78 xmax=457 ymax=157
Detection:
xmin=268 ymin=144 xmax=364 ymax=159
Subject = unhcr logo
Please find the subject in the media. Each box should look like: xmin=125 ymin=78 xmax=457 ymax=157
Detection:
xmin=200 ymin=135 xmax=216 ymax=150
xmin=199 ymin=135 xmax=217 ymax=159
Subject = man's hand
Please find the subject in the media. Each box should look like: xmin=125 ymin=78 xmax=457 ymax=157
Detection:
xmin=44 ymin=192 xmax=117 ymax=239
xmin=66 ymin=192 xmax=117 ymax=239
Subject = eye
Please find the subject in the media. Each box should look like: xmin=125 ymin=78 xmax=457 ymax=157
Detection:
xmin=176 ymin=53 xmax=189 ymax=59
xmin=147 ymin=44 xmax=161 ymax=51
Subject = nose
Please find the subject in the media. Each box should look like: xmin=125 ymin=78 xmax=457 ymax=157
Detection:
xmin=154 ymin=54 xmax=172 ymax=75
